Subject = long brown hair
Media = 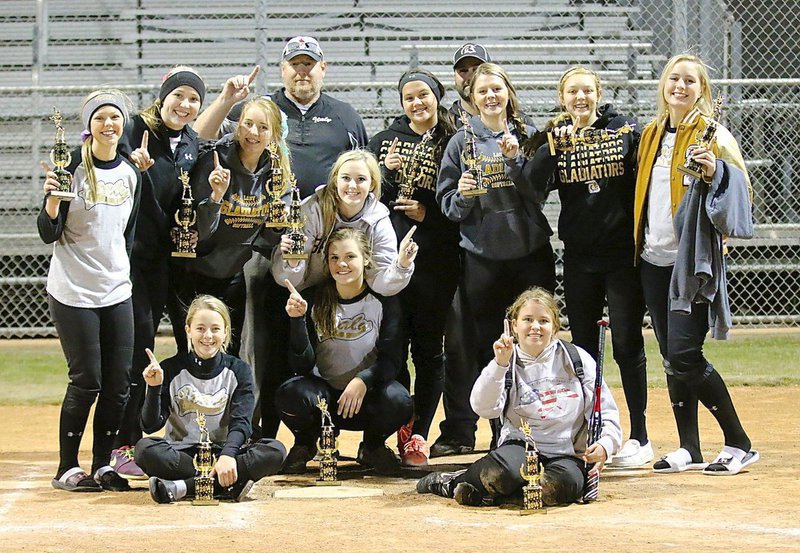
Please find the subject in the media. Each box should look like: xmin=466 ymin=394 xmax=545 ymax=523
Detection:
xmin=469 ymin=63 xmax=529 ymax=140
xmin=318 ymin=150 xmax=382 ymax=240
xmin=313 ymin=228 xmax=373 ymax=339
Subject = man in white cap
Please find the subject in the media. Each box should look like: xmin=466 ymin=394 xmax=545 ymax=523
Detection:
xmin=194 ymin=35 xmax=367 ymax=197
xmin=448 ymin=42 xmax=491 ymax=124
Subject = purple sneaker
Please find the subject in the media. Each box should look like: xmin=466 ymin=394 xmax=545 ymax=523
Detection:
xmin=110 ymin=446 xmax=147 ymax=480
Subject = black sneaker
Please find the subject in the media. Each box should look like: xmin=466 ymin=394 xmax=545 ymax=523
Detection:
xmin=429 ymin=438 xmax=474 ymax=458
xmin=416 ymin=470 xmax=464 ymax=498
xmin=148 ymin=476 xmax=179 ymax=504
xmin=281 ymin=444 xmax=315 ymax=474
xmin=356 ymin=442 xmax=401 ymax=476
xmin=94 ymin=468 xmax=131 ymax=492
xmin=226 ymin=479 xmax=255 ymax=502
xmin=453 ymin=482 xmax=483 ymax=506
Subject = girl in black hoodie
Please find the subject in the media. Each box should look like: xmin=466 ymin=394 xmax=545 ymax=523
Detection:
xmin=366 ymin=70 xmax=459 ymax=465
xmin=524 ymin=66 xmax=650 ymax=467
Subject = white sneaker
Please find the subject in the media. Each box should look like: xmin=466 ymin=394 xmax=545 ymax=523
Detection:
xmin=610 ymin=439 xmax=654 ymax=467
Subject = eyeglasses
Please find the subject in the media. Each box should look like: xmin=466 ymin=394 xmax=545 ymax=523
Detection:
xmin=283 ymin=39 xmax=323 ymax=58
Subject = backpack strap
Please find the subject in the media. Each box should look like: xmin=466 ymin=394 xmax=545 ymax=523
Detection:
xmin=559 ymin=339 xmax=584 ymax=382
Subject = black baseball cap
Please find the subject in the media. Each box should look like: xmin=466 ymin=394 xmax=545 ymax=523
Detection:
xmin=453 ymin=43 xmax=491 ymax=68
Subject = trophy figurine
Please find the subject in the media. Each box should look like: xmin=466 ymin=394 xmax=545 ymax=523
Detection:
xmin=678 ymin=96 xmax=724 ymax=180
xmin=265 ymin=143 xmax=288 ymax=228
xmin=519 ymin=421 xmax=546 ymax=514
xmin=547 ymin=122 xmax=635 ymax=156
xmin=192 ymin=411 xmax=219 ymax=506
xmin=395 ymin=129 xmax=434 ymax=202
xmin=315 ymin=396 xmax=341 ymax=486
xmin=172 ymin=169 xmax=197 ymax=258
xmin=283 ymin=184 xmax=309 ymax=261
xmin=459 ymin=112 xmax=487 ymax=197
xmin=48 ymin=108 xmax=76 ymax=201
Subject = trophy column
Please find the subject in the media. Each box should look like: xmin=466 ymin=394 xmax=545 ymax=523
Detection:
xmin=172 ymin=169 xmax=197 ymax=258
xmin=519 ymin=421 xmax=546 ymax=514
xmin=192 ymin=412 xmax=219 ymax=506
xmin=315 ymin=397 xmax=341 ymax=486
xmin=48 ymin=108 xmax=76 ymax=201
xmin=283 ymin=185 xmax=309 ymax=261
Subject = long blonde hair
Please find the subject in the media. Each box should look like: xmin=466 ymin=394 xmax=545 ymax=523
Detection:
xmin=185 ymin=294 xmax=232 ymax=353
xmin=469 ymin=63 xmax=529 ymax=140
xmin=656 ymin=53 xmax=713 ymax=121
xmin=318 ymin=150 xmax=382 ymax=239
xmin=80 ymin=89 xmax=129 ymax=202
xmin=313 ymin=228 xmax=373 ymax=339
xmin=236 ymin=97 xmax=292 ymax=181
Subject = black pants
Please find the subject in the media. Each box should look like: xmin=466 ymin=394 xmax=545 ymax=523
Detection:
xmin=49 ymin=295 xmax=134 ymax=476
xmin=454 ymin=442 xmax=586 ymax=506
xmin=640 ymin=260 xmax=750 ymax=457
xmin=438 ymin=245 xmax=556 ymax=446
xmin=275 ymin=375 xmax=413 ymax=448
xmin=395 ymin=260 xmax=458 ymax=440
xmin=563 ymin=261 xmax=648 ymax=443
xmin=174 ymin=270 xmax=246 ymax=357
xmin=134 ymin=437 xmax=286 ymax=483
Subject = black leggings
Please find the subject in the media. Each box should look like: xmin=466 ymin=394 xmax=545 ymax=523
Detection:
xmin=454 ymin=442 xmax=585 ymax=506
xmin=49 ymin=295 xmax=134 ymax=477
xmin=275 ymin=375 xmax=413 ymax=448
xmin=134 ymin=437 xmax=286 ymax=483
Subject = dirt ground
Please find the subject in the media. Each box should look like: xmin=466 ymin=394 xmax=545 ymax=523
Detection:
xmin=1 ymin=386 xmax=798 ymax=553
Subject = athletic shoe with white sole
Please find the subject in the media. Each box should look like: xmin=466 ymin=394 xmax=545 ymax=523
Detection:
xmin=610 ymin=439 xmax=654 ymax=467
xmin=149 ymin=476 xmax=179 ymax=504
xmin=110 ymin=446 xmax=147 ymax=480
xmin=400 ymin=434 xmax=430 ymax=467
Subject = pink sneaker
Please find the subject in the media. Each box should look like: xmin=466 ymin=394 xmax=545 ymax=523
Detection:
xmin=396 ymin=421 xmax=414 ymax=454
xmin=401 ymin=434 xmax=430 ymax=467
xmin=110 ymin=446 xmax=147 ymax=480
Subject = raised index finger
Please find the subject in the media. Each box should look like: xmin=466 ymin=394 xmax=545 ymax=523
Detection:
xmin=284 ymin=279 xmax=301 ymax=297
xmin=141 ymin=130 xmax=149 ymax=151
xmin=145 ymin=347 xmax=158 ymax=364
xmin=387 ymin=137 xmax=398 ymax=155
xmin=504 ymin=120 xmax=511 ymax=136
xmin=247 ymin=65 xmax=260 ymax=84
xmin=402 ymin=225 xmax=417 ymax=243
xmin=503 ymin=318 xmax=510 ymax=337
xmin=40 ymin=160 xmax=53 ymax=173
xmin=213 ymin=150 xmax=220 ymax=168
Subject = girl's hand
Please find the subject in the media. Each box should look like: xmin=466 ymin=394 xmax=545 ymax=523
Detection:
xmin=337 ymin=377 xmax=367 ymax=419
xmin=493 ymin=319 xmax=514 ymax=367
xmin=129 ymin=130 xmax=155 ymax=171
xmin=583 ymin=443 xmax=608 ymax=476
xmin=393 ymin=198 xmax=426 ymax=222
xmin=220 ymin=66 xmax=259 ymax=104
xmin=457 ymin=171 xmax=477 ymax=195
xmin=208 ymin=150 xmax=231 ymax=202
xmin=142 ymin=348 xmax=164 ymax=386
xmin=497 ymin=120 xmax=519 ymax=158
xmin=384 ymin=137 xmax=402 ymax=171
xmin=690 ymin=146 xmax=717 ymax=180
xmin=212 ymin=454 xmax=238 ymax=488
xmin=279 ymin=233 xmax=303 ymax=268
xmin=40 ymin=161 xmax=61 ymax=196
xmin=397 ymin=225 xmax=419 ymax=268
xmin=284 ymin=279 xmax=307 ymax=318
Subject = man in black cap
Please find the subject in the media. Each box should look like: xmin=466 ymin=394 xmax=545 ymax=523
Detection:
xmin=448 ymin=42 xmax=491 ymax=124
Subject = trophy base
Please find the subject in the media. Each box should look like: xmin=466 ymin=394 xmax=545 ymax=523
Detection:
xmin=520 ymin=508 xmax=547 ymax=515
xmin=315 ymin=479 xmax=342 ymax=487
xmin=265 ymin=222 xmax=288 ymax=228
xmin=461 ymin=187 xmax=488 ymax=197
xmin=47 ymin=190 xmax=76 ymax=201
xmin=192 ymin=498 xmax=220 ymax=506
xmin=172 ymin=252 xmax=197 ymax=258
xmin=677 ymin=164 xmax=704 ymax=180
xmin=283 ymin=253 xmax=309 ymax=260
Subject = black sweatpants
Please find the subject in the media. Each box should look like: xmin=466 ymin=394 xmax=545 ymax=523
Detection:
xmin=49 ymin=295 xmax=134 ymax=477
xmin=563 ymin=261 xmax=648 ymax=443
xmin=453 ymin=442 xmax=586 ymax=506
xmin=438 ymin=245 xmax=556 ymax=446
xmin=275 ymin=375 xmax=413 ymax=448
xmin=134 ymin=437 xmax=286 ymax=484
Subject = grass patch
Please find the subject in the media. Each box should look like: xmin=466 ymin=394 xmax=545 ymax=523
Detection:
xmin=1 ymin=333 xmax=797 ymax=405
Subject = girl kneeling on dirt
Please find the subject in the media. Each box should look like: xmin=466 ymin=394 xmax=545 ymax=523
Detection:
xmin=417 ymin=288 xmax=622 ymax=506
xmin=135 ymin=295 xmax=286 ymax=503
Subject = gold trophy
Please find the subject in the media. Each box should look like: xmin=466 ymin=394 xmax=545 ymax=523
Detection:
xmin=315 ymin=396 xmax=340 ymax=486
xmin=283 ymin=183 xmax=309 ymax=261
xmin=546 ymin=122 xmax=635 ymax=156
xmin=519 ymin=421 xmax=546 ymax=514
xmin=192 ymin=411 xmax=219 ymax=506
xmin=172 ymin=169 xmax=197 ymax=258
xmin=265 ymin=143 xmax=289 ymax=228
xmin=395 ymin=129 xmax=434 ymax=202
xmin=678 ymin=96 xmax=724 ymax=180
xmin=48 ymin=108 xmax=76 ymax=201
xmin=459 ymin=112 xmax=487 ymax=197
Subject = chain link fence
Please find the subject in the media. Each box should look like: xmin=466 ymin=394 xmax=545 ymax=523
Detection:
xmin=1 ymin=0 xmax=797 ymax=336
